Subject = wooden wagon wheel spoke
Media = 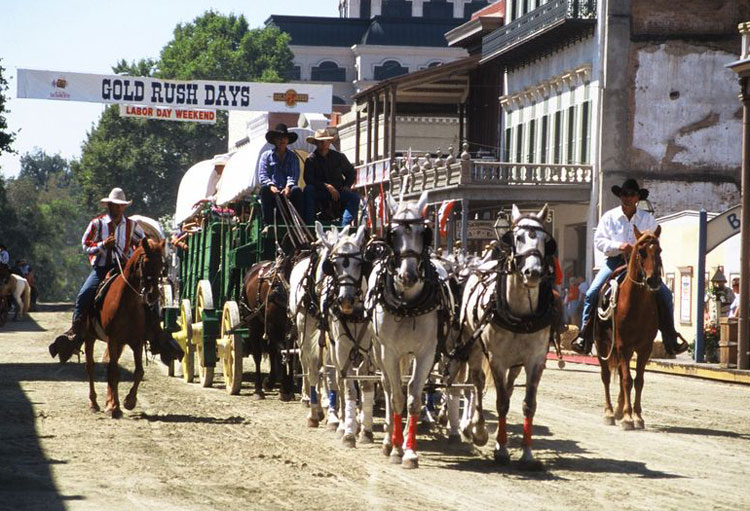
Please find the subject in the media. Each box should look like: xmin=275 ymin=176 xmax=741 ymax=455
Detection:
xmin=175 ymin=299 xmax=194 ymax=383
xmin=219 ymin=301 xmax=243 ymax=395
xmin=196 ymin=280 xmax=215 ymax=388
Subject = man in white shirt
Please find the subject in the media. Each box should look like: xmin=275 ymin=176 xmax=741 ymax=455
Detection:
xmin=572 ymin=179 xmax=688 ymax=356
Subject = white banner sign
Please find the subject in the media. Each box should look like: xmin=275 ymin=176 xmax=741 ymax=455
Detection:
xmin=17 ymin=68 xmax=332 ymax=113
xmin=119 ymin=104 xmax=217 ymax=123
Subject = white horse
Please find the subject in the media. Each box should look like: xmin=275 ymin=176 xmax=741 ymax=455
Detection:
xmin=319 ymin=224 xmax=377 ymax=447
xmin=366 ymin=191 xmax=448 ymax=469
xmin=457 ymin=204 xmax=556 ymax=470
xmin=288 ymin=223 xmax=343 ymax=428
xmin=0 ymin=274 xmax=31 ymax=321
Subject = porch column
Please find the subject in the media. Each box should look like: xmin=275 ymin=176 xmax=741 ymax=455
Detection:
xmin=373 ymin=92 xmax=380 ymax=160
xmin=355 ymin=101 xmax=361 ymax=165
xmin=458 ymin=102 xmax=465 ymax=150
xmin=366 ymin=97 xmax=373 ymax=164
xmin=383 ymin=92 xmax=390 ymax=159
xmin=460 ymin=198 xmax=469 ymax=248
xmin=390 ymin=85 xmax=397 ymax=160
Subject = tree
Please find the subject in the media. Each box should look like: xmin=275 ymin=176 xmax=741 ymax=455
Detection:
xmin=73 ymin=12 xmax=294 ymax=219
xmin=0 ymin=59 xmax=16 ymax=157
xmin=19 ymin=149 xmax=70 ymax=190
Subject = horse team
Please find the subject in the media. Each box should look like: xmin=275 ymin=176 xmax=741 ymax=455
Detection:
xmin=67 ymin=192 xmax=667 ymax=471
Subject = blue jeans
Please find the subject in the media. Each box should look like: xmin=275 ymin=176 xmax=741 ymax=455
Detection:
xmin=73 ymin=266 xmax=111 ymax=321
xmin=581 ymin=256 xmax=675 ymax=332
xmin=303 ymin=184 xmax=360 ymax=226
xmin=260 ymin=185 xmax=304 ymax=225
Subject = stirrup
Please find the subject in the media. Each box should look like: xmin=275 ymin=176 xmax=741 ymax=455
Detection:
xmin=571 ymin=336 xmax=590 ymax=355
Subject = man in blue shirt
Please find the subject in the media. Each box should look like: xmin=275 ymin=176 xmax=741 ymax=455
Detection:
xmin=257 ymin=124 xmax=304 ymax=225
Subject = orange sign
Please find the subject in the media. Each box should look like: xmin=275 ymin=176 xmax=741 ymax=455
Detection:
xmin=273 ymin=89 xmax=309 ymax=107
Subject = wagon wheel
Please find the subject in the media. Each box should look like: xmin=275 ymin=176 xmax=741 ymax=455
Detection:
xmin=195 ymin=280 xmax=215 ymax=388
xmin=160 ymin=282 xmax=175 ymax=376
xmin=173 ymin=299 xmax=194 ymax=382
xmin=220 ymin=301 xmax=243 ymax=395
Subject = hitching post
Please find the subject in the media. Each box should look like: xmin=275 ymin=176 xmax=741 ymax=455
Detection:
xmin=696 ymin=209 xmax=707 ymax=363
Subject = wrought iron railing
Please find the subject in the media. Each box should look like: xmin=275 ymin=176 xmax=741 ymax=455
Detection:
xmin=482 ymin=0 xmax=597 ymax=60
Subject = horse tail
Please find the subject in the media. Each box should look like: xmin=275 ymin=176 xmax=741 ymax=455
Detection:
xmin=22 ymin=281 xmax=31 ymax=315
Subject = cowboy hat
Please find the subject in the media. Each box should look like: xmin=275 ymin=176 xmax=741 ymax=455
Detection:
xmin=100 ymin=187 xmax=132 ymax=206
xmin=611 ymin=178 xmax=649 ymax=200
xmin=306 ymin=127 xmax=338 ymax=144
xmin=265 ymin=123 xmax=298 ymax=145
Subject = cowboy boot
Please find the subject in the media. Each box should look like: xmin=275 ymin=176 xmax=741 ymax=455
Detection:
xmin=571 ymin=320 xmax=593 ymax=355
xmin=48 ymin=317 xmax=86 ymax=363
xmin=656 ymin=293 xmax=689 ymax=356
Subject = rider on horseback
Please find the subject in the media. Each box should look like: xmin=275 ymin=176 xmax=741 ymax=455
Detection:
xmin=571 ymin=179 xmax=689 ymax=356
xmin=49 ymin=188 xmax=176 ymax=363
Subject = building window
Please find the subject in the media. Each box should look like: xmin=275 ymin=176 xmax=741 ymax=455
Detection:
xmin=504 ymin=127 xmax=512 ymax=161
xmin=566 ymin=105 xmax=576 ymax=164
xmin=527 ymin=119 xmax=536 ymax=163
xmin=424 ymin=0 xmax=453 ymax=19
xmin=540 ymin=114 xmax=549 ymax=164
xmin=383 ymin=0 xmax=413 ymax=17
xmin=515 ymin=123 xmax=524 ymax=163
xmin=332 ymin=95 xmax=346 ymax=105
xmin=553 ymin=110 xmax=562 ymax=164
xmin=580 ymin=100 xmax=591 ymax=164
xmin=374 ymin=60 xmax=409 ymax=80
xmin=361 ymin=0 xmax=371 ymax=18
xmin=311 ymin=61 xmax=346 ymax=82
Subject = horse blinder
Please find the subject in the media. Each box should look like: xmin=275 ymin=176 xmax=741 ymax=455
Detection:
xmin=322 ymin=259 xmax=335 ymax=276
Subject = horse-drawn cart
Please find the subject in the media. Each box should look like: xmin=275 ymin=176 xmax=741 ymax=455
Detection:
xmin=162 ymin=128 xmax=317 ymax=395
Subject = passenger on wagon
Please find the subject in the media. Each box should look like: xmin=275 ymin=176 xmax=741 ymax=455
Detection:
xmin=257 ymin=123 xmax=304 ymax=224
xmin=571 ymin=179 xmax=689 ymax=356
xmin=303 ymin=128 xmax=359 ymax=226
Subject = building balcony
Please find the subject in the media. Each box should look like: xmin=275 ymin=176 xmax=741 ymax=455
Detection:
xmin=356 ymin=144 xmax=592 ymax=204
xmin=481 ymin=0 xmax=597 ymax=64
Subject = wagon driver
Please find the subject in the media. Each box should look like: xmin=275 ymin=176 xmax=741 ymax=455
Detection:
xmin=571 ymin=179 xmax=689 ymax=356
xmin=257 ymin=123 xmax=304 ymax=224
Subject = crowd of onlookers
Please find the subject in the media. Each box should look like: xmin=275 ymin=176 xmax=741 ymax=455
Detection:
xmin=562 ymin=275 xmax=588 ymax=327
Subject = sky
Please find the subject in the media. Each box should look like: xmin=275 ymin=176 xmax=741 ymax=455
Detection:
xmin=0 ymin=0 xmax=338 ymax=177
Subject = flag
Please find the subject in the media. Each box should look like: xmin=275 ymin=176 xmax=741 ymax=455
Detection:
xmin=438 ymin=200 xmax=456 ymax=236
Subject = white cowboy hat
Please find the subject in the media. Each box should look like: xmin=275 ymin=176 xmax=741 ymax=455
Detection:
xmin=306 ymin=127 xmax=338 ymax=144
xmin=100 ymin=187 xmax=133 ymax=206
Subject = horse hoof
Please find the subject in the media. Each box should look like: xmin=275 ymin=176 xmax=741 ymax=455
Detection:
xmin=518 ymin=459 xmax=545 ymax=472
xmin=327 ymin=421 xmax=340 ymax=432
xmin=109 ymin=408 xmax=123 ymax=419
xmin=123 ymin=397 xmax=136 ymax=411
xmin=341 ymin=434 xmax=356 ymax=448
xmin=316 ymin=410 xmax=325 ymax=421
xmin=634 ymin=419 xmax=645 ymax=430
xmin=603 ymin=415 xmax=615 ymax=426
xmin=382 ymin=443 xmax=393 ymax=457
xmin=389 ymin=452 xmax=403 ymax=465
xmin=493 ymin=450 xmax=511 ymax=465
xmin=89 ymin=403 xmax=100 ymax=412
xmin=359 ymin=430 xmax=374 ymax=444
xmin=621 ymin=420 xmax=635 ymax=431
xmin=307 ymin=418 xmax=319 ymax=428
xmin=472 ymin=428 xmax=489 ymax=447
xmin=447 ymin=433 xmax=462 ymax=445
xmin=279 ymin=392 xmax=294 ymax=402
xmin=402 ymin=456 xmax=419 ymax=469
xmin=614 ymin=410 xmax=624 ymax=421
xmin=252 ymin=392 xmax=265 ymax=401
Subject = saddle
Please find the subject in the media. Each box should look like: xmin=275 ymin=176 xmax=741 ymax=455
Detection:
xmin=597 ymin=265 xmax=628 ymax=321
xmin=93 ymin=268 xmax=122 ymax=311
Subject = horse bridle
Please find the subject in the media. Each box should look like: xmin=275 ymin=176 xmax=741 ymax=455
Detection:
xmin=627 ymin=238 xmax=662 ymax=291
xmin=326 ymin=251 xmax=366 ymax=293
xmin=504 ymin=222 xmax=554 ymax=276
xmin=115 ymin=250 xmax=161 ymax=306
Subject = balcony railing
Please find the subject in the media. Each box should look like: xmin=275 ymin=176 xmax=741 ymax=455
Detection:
xmin=388 ymin=144 xmax=592 ymax=196
xmin=482 ymin=0 xmax=597 ymax=62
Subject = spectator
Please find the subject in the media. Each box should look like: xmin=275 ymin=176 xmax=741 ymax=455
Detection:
xmin=729 ymin=277 xmax=740 ymax=318
xmin=563 ymin=277 xmax=580 ymax=326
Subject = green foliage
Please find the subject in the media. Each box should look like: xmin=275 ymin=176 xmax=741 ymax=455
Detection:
xmin=2 ymin=150 xmax=90 ymax=301
xmin=0 ymin=59 xmax=16 ymax=157
xmin=73 ymin=11 xmax=294 ymax=218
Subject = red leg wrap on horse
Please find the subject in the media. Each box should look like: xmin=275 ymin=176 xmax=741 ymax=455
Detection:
xmin=522 ymin=417 xmax=533 ymax=447
xmin=392 ymin=413 xmax=403 ymax=448
xmin=405 ymin=413 xmax=418 ymax=451
xmin=497 ymin=417 xmax=507 ymax=445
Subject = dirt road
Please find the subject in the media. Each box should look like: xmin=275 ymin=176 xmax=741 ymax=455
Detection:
xmin=1 ymin=306 xmax=748 ymax=511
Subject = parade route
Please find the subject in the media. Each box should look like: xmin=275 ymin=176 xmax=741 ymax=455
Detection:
xmin=1 ymin=305 xmax=748 ymax=511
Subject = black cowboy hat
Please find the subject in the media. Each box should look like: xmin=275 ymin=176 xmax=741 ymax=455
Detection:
xmin=611 ymin=178 xmax=649 ymax=200
xmin=265 ymin=123 xmax=298 ymax=145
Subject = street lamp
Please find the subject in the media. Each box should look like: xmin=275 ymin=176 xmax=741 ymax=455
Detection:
xmin=726 ymin=21 xmax=750 ymax=370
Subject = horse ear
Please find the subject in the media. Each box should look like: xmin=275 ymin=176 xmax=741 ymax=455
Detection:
xmin=511 ymin=204 xmax=521 ymax=223
xmin=654 ymin=224 xmax=662 ymax=238
xmin=537 ymin=204 xmax=549 ymax=223
xmin=633 ymin=225 xmax=643 ymax=240
xmin=387 ymin=192 xmax=398 ymax=216
xmin=416 ymin=191 xmax=429 ymax=218
xmin=141 ymin=237 xmax=150 ymax=252
xmin=315 ymin=221 xmax=332 ymax=249
xmin=354 ymin=224 xmax=367 ymax=247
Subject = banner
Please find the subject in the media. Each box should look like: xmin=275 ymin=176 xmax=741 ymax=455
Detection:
xmin=119 ymin=104 xmax=216 ymax=124
xmin=17 ymin=68 xmax=333 ymax=113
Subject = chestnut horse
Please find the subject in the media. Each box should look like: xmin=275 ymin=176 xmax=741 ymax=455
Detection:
xmin=595 ymin=225 xmax=663 ymax=430
xmin=83 ymin=238 xmax=165 ymax=418
xmin=242 ymin=257 xmax=295 ymax=400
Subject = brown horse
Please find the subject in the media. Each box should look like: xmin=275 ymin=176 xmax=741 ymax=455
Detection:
xmin=595 ymin=225 xmax=662 ymax=430
xmin=83 ymin=238 xmax=166 ymax=418
xmin=242 ymin=257 xmax=295 ymax=401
